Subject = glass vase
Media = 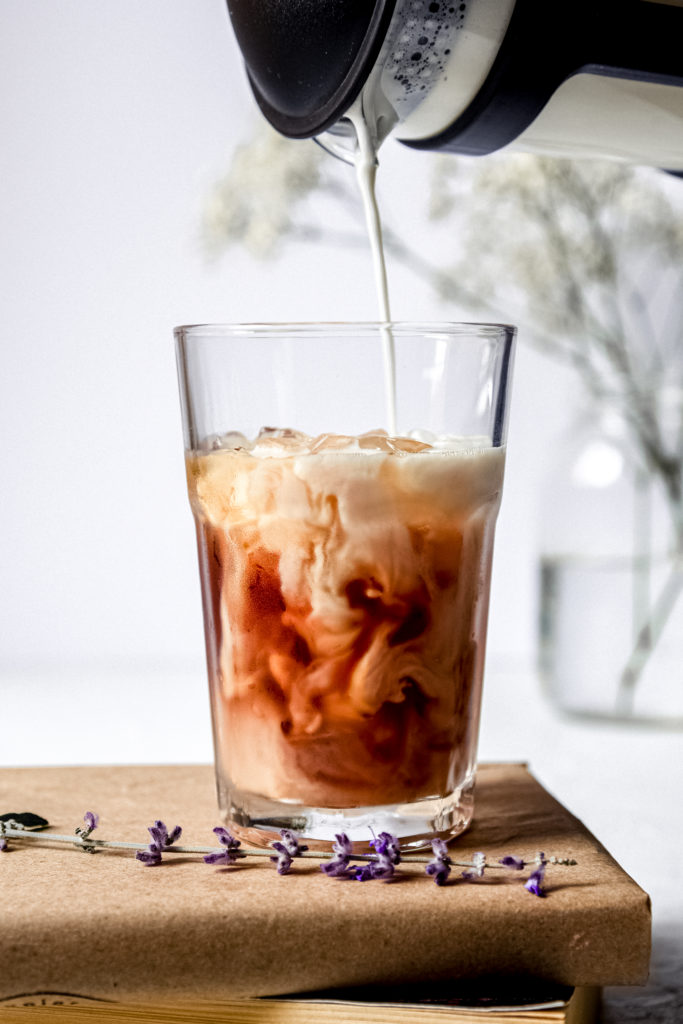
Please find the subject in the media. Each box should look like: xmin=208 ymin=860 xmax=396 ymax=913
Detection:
xmin=538 ymin=387 xmax=683 ymax=726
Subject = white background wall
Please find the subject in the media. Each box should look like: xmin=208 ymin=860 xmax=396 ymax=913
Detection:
xmin=0 ymin=1 xmax=573 ymax=698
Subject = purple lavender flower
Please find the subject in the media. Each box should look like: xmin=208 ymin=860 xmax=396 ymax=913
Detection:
xmin=353 ymin=830 xmax=401 ymax=882
xmin=372 ymin=831 xmax=401 ymax=865
xmin=524 ymin=852 xmax=548 ymax=897
xmin=499 ymin=855 xmax=525 ymax=871
xmin=270 ymin=842 xmax=293 ymax=874
xmin=269 ymin=829 xmax=309 ymax=875
xmin=279 ymin=829 xmax=309 ymax=856
xmin=135 ymin=820 xmax=183 ymax=866
xmin=352 ymin=862 xmax=379 ymax=881
xmin=74 ymin=811 xmax=100 ymax=853
xmin=461 ymin=851 xmax=486 ymax=880
xmin=204 ymin=826 xmax=242 ymax=866
xmin=320 ymin=832 xmax=353 ymax=877
xmin=352 ymin=856 xmax=396 ymax=881
xmin=425 ymin=838 xmax=453 ymax=886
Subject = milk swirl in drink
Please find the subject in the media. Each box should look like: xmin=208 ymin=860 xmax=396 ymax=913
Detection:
xmin=188 ymin=429 xmax=504 ymax=813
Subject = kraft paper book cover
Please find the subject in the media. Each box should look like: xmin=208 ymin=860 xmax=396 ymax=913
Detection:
xmin=0 ymin=763 xmax=650 ymax=1007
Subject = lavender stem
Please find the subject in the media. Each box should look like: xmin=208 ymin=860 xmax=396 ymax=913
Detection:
xmin=0 ymin=825 xmax=524 ymax=867
xmin=1 ymin=826 xmax=575 ymax=870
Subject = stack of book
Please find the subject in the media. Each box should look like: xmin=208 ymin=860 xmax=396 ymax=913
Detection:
xmin=0 ymin=763 xmax=651 ymax=1023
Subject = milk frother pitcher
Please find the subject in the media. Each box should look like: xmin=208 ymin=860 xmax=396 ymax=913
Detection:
xmin=226 ymin=0 xmax=683 ymax=169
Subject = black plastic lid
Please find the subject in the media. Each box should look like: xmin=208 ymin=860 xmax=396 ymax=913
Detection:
xmin=226 ymin=0 xmax=398 ymax=139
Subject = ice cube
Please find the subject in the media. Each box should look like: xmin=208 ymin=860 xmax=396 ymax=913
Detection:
xmin=256 ymin=426 xmax=308 ymax=443
xmin=199 ymin=431 xmax=251 ymax=452
xmin=386 ymin=436 xmax=432 ymax=454
xmin=220 ymin=431 xmax=252 ymax=451
xmin=308 ymin=431 xmax=432 ymax=455
xmin=357 ymin=432 xmax=395 ymax=452
xmin=252 ymin=427 xmax=311 ymax=457
xmin=309 ymin=433 xmax=357 ymax=453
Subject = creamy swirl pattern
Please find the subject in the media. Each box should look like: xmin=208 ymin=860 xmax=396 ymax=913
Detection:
xmin=187 ymin=430 xmax=505 ymax=808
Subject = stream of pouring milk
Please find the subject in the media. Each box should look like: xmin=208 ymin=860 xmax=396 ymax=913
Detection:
xmin=345 ymin=99 xmax=397 ymax=436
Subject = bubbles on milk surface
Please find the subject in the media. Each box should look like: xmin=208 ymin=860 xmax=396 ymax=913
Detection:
xmin=383 ymin=0 xmax=467 ymax=116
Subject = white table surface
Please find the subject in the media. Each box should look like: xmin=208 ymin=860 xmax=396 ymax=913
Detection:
xmin=2 ymin=661 xmax=681 ymax=1021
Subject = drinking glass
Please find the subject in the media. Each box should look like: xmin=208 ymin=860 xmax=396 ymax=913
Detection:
xmin=175 ymin=322 xmax=515 ymax=850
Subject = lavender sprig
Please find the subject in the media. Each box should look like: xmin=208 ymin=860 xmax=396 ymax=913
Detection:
xmin=461 ymin=850 xmax=487 ymax=880
xmin=270 ymin=828 xmax=309 ymax=875
xmin=0 ymin=810 xmax=50 ymax=852
xmin=204 ymin=826 xmax=242 ymax=866
xmin=525 ymin=852 xmax=548 ymax=897
xmin=135 ymin=820 xmax=183 ymax=866
xmin=498 ymin=851 xmax=553 ymax=897
xmin=374 ymin=831 xmax=401 ymax=865
xmin=2 ymin=813 xmax=576 ymax=896
xmin=353 ymin=831 xmax=401 ymax=882
xmin=0 ymin=819 xmax=11 ymax=851
xmin=320 ymin=832 xmax=354 ymax=877
xmin=425 ymin=838 xmax=453 ymax=886
xmin=74 ymin=811 xmax=99 ymax=854
xmin=499 ymin=855 xmax=525 ymax=871
xmin=0 ymin=819 xmax=18 ymax=852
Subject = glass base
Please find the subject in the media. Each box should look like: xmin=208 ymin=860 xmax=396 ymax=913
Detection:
xmin=216 ymin=776 xmax=475 ymax=853
xmin=545 ymin=702 xmax=683 ymax=731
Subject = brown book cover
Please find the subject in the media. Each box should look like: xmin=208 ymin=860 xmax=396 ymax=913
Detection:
xmin=0 ymin=763 xmax=650 ymax=1005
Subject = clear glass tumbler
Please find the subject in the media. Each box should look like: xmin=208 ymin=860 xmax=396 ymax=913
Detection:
xmin=175 ymin=322 xmax=516 ymax=850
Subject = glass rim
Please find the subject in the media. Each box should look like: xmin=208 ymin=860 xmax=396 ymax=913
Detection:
xmin=174 ymin=320 xmax=517 ymax=340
